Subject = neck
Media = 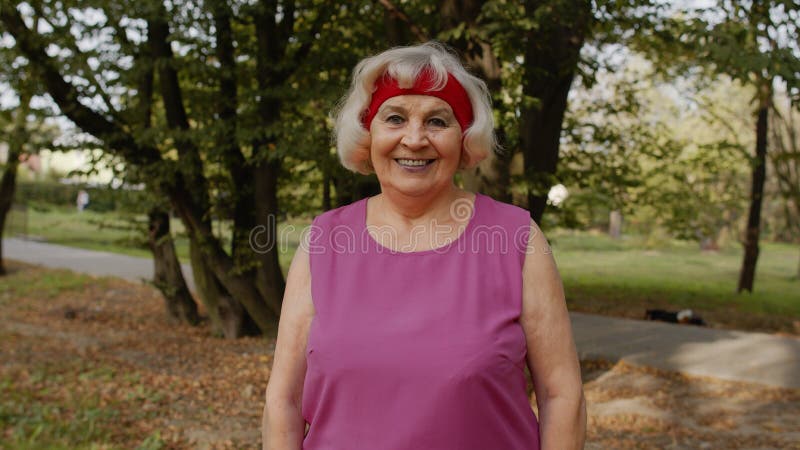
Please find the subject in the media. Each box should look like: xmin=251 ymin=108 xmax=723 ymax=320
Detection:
xmin=376 ymin=184 xmax=468 ymax=226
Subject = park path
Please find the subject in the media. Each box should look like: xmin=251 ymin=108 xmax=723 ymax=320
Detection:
xmin=4 ymin=237 xmax=799 ymax=389
xmin=3 ymin=237 xmax=195 ymax=291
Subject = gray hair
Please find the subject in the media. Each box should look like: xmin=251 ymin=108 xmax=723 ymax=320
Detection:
xmin=333 ymin=42 xmax=497 ymax=174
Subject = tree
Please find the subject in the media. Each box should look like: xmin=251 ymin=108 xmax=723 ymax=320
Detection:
xmin=516 ymin=0 xmax=592 ymax=222
xmin=557 ymin=56 xmax=666 ymax=234
xmin=376 ymin=1 xmax=662 ymax=223
xmin=147 ymin=206 xmax=200 ymax=324
xmin=636 ymin=0 xmax=800 ymax=291
xmin=770 ymin=93 xmax=800 ymax=277
xmin=0 ymin=83 xmax=31 ymax=275
xmin=642 ymin=73 xmax=752 ymax=249
xmin=0 ymin=0 xmax=347 ymax=336
xmin=0 ymin=25 xmax=58 ymax=275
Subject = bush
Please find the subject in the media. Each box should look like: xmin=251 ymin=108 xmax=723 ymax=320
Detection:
xmin=15 ymin=181 xmax=147 ymax=213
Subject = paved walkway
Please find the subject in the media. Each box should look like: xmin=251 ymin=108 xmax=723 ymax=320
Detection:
xmin=3 ymin=237 xmax=195 ymax=291
xmin=4 ymin=237 xmax=799 ymax=389
xmin=572 ymin=312 xmax=799 ymax=389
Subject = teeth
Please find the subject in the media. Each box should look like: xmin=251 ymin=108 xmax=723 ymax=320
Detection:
xmin=397 ymin=159 xmax=430 ymax=166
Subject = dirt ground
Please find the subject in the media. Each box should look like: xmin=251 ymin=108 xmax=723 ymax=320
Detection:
xmin=1 ymin=263 xmax=798 ymax=449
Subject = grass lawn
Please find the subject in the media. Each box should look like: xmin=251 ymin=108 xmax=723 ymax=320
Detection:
xmin=0 ymin=265 xmax=164 ymax=449
xmin=8 ymin=206 xmax=173 ymax=259
xmin=0 ymin=364 xmax=166 ymax=450
xmin=5 ymin=207 xmax=799 ymax=333
xmin=550 ymin=230 xmax=800 ymax=333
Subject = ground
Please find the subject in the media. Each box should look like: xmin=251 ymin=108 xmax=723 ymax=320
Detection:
xmin=1 ymin=261 xmax=798 ymax=449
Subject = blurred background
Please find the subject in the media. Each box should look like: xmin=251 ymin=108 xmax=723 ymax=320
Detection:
xmin=0 ymin=0 xmax=798 ymax=448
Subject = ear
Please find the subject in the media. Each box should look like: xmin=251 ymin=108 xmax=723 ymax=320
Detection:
xmin=459 ymin=136 xmax=470 ymax=169
xmin=460 ymin=133 xmax=493 ymax=170
xmin=459 ymin=146 xmax=487 ymax=170
xmin=351 ymin=141 xmax=374 ymax=175
xmin=357 ymin=157 xmax=374 ymax=175
xmin=459 ymin=150 xmax=470 ymax=170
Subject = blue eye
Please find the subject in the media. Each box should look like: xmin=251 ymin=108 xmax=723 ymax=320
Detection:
xmin=386 ymin=114 xmax=404 ymax=124
xmin=428 ymin=117 xmax=447 ymax=127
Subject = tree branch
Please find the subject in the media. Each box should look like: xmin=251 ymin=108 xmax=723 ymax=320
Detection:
xmin=2 ymin=2 xmax=278 ymax=330
xmin=210 ymin=0 xmax=249 ymax=233
xmin=278 ymin=0 xmax=296 ymax=48
xmin=31 ymin=4 xmax=121 ymax=120
xmin=102 ymin=3 xmax=139 ymax=58
xmin=376 ymin=0 xmax=429 ymax=42
xmin=276 ymin=2 xmax=336 ymax=82
xmin=0 ymin=3 xmax=160 ymax=166
xmin=147 ymin=16 xmax=190 ymax=131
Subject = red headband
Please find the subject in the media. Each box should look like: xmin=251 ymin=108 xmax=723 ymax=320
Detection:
xmin=361 ymin=69 xmax=474 ymax=131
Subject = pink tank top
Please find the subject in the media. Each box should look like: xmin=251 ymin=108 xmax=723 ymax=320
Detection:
xmin=303 ymin=193 xmax=540 ymax=449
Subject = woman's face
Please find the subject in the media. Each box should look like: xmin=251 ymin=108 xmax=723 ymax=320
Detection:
xmin=368 ymin=95 xmax=463 ymax=198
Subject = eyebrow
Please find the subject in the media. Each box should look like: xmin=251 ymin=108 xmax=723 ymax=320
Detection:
xmin=378 ymin=104 xmax=454 ymax=117
xmin=378 ymin=105 xmax=407 ymax=115
xmin=425 ymin=107 xmax=455 ymax=117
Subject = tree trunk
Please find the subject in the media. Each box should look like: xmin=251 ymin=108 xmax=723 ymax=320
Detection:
xmin=0 ymin=156 xmax=21 ymax=276
xmin=737 ymin=84 xmax=771 ymax=293
xmin=252 ymin=158 xmax=286 ymax=317
xmin=209 ymin=0 xmax=273 ymax=332
xmin=384 ymin=3 xmax=413 ymax=45
xmin=521 ymin=0 xmax=591 ymax=222
xmin=137 ymin=33 xmax=201 ymax=325
xmin=188 ymin=240 xmax=259 ymax=337
xmin=438 ymin=0 xmax=512 ymax=200
xmin=249 ymin=1 xmax=292 ymax=321
xmin=148 ymin=10 xmax=267 ymax=335
xmin=608 ymin=209 xmax=622 ymax=239
xmin=147 ymin=208 xmax=199 ymax=324
xmin=0 ymin=89 xmax=31 ymax=276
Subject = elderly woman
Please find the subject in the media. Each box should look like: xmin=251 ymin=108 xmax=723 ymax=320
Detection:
xmin=263 ymin=42 xmax=586 ymax=450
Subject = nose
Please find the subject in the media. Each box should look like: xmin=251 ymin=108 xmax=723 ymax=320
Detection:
xmin=400 ymin=121 xmax=429 ymax=150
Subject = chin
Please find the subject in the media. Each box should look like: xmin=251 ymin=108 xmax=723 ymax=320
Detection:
xmin=388 ymin=180 xmax=452 ymax=198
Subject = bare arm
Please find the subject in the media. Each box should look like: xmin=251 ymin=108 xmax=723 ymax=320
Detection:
xmin=520 ymin=219 xmax=586 ymax=450
xmin=262 ymin=245 xmax=314 ymax=450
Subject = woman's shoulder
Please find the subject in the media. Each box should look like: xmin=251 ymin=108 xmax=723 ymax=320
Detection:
xmin=311 ymin=198 xmax=367 ymax=229
xmin=476 ymin=193 xmax=531 ymax=226
xmin=471 ymin=193 xmax=532 ymax=265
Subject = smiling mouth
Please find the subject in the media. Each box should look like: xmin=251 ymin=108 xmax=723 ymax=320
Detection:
xmin=395 ymin=158 xmax=435 ymax=167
